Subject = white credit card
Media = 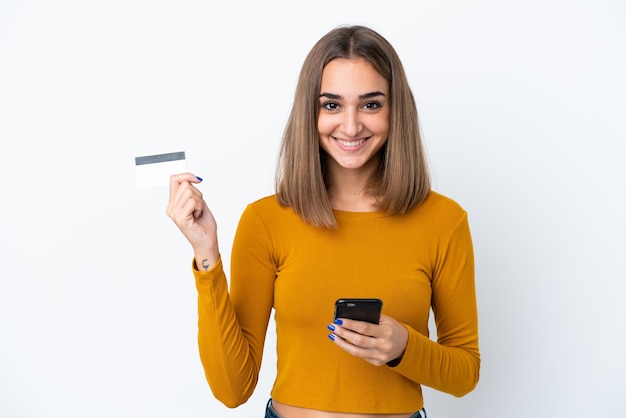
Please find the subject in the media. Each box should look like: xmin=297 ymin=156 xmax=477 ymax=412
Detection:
xmin=135 ymin=151 xmax=186 ymax=187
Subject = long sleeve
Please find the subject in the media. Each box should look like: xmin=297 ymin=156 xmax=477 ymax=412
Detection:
xmin=390 ymin=212 xmax=480 ymax=396
xmin=192 ymin=193 xmax=479 ymax=413
xmin=194 ymin=204 xmax=276 ymax=408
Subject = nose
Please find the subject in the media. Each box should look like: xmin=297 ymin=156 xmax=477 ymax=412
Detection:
xmin=341 ymin=108 xmax=362 ymax=137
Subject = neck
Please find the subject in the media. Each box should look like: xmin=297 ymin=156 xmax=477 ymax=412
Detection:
xmin=325 ymin=163 xmax=379 ymax=212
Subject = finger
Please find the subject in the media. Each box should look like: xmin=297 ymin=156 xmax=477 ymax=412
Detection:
xmin=334 ymin=317 xmax=379 ymax=338
xmin=175 ymin=188 xmax=206 ymax=225
xmin=378 ymin=314 xmax=392 ymax=322
xmin=166 ymin=184 xmax=200 ymax=227
xmin=329 ymin=332 xmax=362 ymax=355
xmin=330 ymin=323 xmax=376 ymax=348
xmin=334 ymin=331 xmax=394 ymax=366
xmin=168 ymin=172 xmax=202 ymax=202
xmin=168 ymin=177 xmax=203 ymax=214
xmin=192 ymin=198 xmax=208 ymax=220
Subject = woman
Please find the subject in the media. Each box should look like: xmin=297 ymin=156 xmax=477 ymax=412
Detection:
xmin=167 ymin=25 xmax=480 ymax=418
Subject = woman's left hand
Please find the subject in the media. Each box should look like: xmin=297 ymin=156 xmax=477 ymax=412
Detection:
xmin=328 ymin=314 xmax=408 ymax=367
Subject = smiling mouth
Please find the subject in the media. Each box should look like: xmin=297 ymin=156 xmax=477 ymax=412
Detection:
xmin=335 ymin=138 xmax=368 ymax=148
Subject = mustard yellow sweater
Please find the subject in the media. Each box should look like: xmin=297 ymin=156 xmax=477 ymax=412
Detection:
xmin=194 ymin=192 xmax=480 ymax=413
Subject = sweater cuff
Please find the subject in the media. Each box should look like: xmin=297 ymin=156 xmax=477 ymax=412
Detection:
xmin=387 ymin=325 xmax=425 ymax=375
xmin=192 ymin=255 xmax=224 ymax=282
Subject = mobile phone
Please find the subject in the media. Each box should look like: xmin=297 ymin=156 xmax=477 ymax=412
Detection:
xmin=334 ymin=298 xmax=383 ymax=324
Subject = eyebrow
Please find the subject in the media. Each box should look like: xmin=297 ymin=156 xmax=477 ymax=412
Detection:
xmin=319 ymin=91 xmax=386 ymax=100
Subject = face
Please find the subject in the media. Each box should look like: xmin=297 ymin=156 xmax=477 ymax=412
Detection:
xmin=318 ymin=58 xmax=390 ymax=174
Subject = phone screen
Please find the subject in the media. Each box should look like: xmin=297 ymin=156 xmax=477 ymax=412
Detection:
xmin=334 ymin=298 xmax=382 ymax=324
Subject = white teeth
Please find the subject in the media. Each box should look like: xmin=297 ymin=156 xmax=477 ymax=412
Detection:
xmin=336 ymin=138 xmax=365 ymax=147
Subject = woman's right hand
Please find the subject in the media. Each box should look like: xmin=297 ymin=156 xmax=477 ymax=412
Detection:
xmin=166 ymin=173 xmax=219 ymax=270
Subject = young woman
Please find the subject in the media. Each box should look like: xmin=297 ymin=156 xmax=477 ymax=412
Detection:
xmin=167 ymin=25 xmax=480 ymax=418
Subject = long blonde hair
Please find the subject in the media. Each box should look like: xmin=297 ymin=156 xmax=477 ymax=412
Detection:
xmin=276 ymin=25 xmax=430 ymax=228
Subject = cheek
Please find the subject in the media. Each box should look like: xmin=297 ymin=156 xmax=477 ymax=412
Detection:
xmin=369 ymin=113 xmax=390 ymax=136
xmin=317 ymin=115 xmax=333 ymax=136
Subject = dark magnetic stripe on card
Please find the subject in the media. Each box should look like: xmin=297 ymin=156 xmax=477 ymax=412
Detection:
xmin=135 ymin=151 xmax=186 ymax=166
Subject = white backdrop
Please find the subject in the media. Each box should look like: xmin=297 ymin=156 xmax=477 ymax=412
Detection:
xmin=1 ymin=1 xmax=625 ymax=417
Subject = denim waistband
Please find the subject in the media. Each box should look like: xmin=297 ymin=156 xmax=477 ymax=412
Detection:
xmin=265 ymin=399 xmax=282 ymax=418
xmin=265 ymin=399 xmax=427 ymax=418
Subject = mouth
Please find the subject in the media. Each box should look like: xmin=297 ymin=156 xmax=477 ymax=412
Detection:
xmin=334 ymin=137 xmax=369 ymax=149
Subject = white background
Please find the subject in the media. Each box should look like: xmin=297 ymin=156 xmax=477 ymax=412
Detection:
xmin=1 ymin=1 xmax=625 ymax=417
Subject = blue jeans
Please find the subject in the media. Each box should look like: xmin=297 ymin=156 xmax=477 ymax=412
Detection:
xmin=265 ymin=399 xmax=427 ymax=418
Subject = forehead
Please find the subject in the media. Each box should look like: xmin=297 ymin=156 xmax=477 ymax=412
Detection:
xmin=320 ymin=58 xmax=389 ymax=94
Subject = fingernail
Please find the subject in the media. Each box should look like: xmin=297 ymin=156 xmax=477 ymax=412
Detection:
xmin=196 ymin=176 xmax=203 ymax=182
xmin=327 ymin=324 xmax=335 ymax=331
xmin=334 ymin=319 xmax=343 ymax=325
xmin=328 ymin=334 xmax=335 ymax=341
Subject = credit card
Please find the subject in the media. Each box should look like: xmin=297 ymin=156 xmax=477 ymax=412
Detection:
xmin=135 ymin=151 xmax=186 ymax=187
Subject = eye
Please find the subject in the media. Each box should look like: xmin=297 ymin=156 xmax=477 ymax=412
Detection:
xmin=321 ymin=101 xmax=340 ymax=111
xmin=363 ymin=101 xmax=382 ymax=110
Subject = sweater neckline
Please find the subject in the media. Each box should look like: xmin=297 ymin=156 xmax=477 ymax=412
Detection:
xmin=332 ymin=209 xmax=390 ymax=220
